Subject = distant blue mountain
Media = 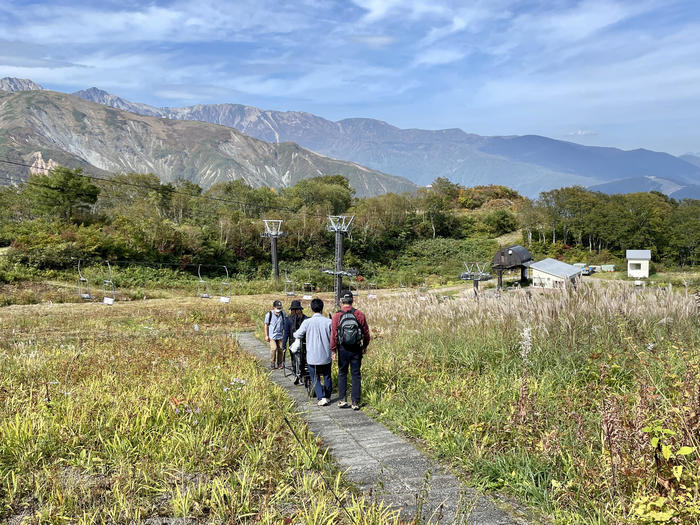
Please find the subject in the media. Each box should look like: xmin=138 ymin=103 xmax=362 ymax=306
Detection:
xmin=589 ymin=176 xmax=700 ymax=199
xmin=479 ymin=135 xmax=700 ymax=185
xmin=680 ymin=154 xmax=700 ymax=169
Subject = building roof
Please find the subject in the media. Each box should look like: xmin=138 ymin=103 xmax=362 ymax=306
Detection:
xmin=626 ymin=250 xmax=651 ymax=260
xmin=491 ymin=244 xmax=533 ymax=269
xmin=530 ymin=258 xmax=583 ymax=278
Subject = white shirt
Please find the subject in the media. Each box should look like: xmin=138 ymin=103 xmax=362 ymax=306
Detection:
xmin=293 ymin=313 xmax=332 ymax=365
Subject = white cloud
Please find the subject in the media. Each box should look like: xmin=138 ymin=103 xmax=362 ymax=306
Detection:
xmin=565 ymin=130 xmax=597 ymax=137
xmin=413 ymin=48 xmax=465 ymax=66
xmin=351 ymin=0 xmax=450 ymax=23
xmin=0 ymin=0 xmax=310 ymax=45
xmin=350 ymin=35 xmax=396 ymax=49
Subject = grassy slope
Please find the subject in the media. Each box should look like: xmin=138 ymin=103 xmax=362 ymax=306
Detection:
xmin=357 ymin=284 xmax=700 ymax=524
xmin=0 ymin=298 xmax=399 ymax=523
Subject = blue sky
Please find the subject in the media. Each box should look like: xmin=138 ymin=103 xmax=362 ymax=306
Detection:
xmin=1 ymin=0 xmax=699 ymax=155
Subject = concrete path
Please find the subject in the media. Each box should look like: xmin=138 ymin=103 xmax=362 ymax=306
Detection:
xmin=236 ymin=332 xmax=527 ymax=524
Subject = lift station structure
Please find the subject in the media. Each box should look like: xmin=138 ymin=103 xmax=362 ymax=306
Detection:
xmin=491 ymin=245 xmax=533 ymax=289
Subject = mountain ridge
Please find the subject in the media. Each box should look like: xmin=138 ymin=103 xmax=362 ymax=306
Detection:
xmin=2 ymin=78 xmax=699 ymax=197
xmin=68 ymin=86 xmax=700 ymax=197
xmin=0 ymin=77 xmax=44 ymax=92
xmin=0 ymin=89 xmax=416 ymax=196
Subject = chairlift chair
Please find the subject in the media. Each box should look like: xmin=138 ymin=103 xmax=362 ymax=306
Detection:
xmin=219 ymin=266 xmax=231 ymax=303
xmin=102 ymin=261 xmax=115 ymax=305
xmin=367 ymin=281 xmax=378 ymax=300
xmin=197 ymin=265 xmax=210 ymax=299
xmin=77 ymin=259 xmax=93 ymax=300
xmin=284 ymin=272 xmax=296 ymax=297
xmin=418 ymin=283 xmax=428 ymax=301
xmin=302 ymin=272 xmax=313 ymax=301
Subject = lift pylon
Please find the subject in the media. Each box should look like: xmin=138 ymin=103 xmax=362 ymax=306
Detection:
xmin=460 ymin=262 xmax=493 ymax=296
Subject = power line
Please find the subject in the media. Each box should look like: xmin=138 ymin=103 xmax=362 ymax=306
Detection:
xmin=0 ymin=158 xmax=334 ymax=219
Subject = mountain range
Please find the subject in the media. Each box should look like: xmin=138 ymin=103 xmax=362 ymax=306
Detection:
xmin=0 ymin=87 xmax=415 ymax=197
xmin=2 ymin=77 xmax=700 ymax=198
xmin=71 ymin=86 xmax=700 ymax=199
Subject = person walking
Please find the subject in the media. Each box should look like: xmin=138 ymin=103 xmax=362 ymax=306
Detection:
xmin=284 ymin=299 xmax=307 ymax=384
xmin=293 ymin=298 xmax=333 ymax=406
xmin=331 ymin=290 xmax=370 ymax=410
xmin=264 ymin=299 xmax=286 ymax=369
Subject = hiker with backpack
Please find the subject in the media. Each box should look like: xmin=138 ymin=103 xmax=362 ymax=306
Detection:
xmin=293 ymin=298 xmax=333 ymax=406
xmin=283 ymin=299 xmax=308 ymax=384
xmin=264 ymin=299 xmax=286 ymax=369
xmin=331 ymin=290 xmax=370 ymax=410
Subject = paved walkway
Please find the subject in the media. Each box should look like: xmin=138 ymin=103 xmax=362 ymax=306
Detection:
xmin=236 ymin=332 xmax=527 ymax=524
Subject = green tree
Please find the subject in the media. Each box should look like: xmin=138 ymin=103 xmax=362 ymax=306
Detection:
xmin=284 ymin=175 xmax=353 ymax=214
xmin=483 ymin=209 xmax=518 ymax=237
xmin=29 ymin=166 xmax=100 ymax=221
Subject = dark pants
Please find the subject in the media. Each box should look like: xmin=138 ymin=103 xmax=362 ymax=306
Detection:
xmin=338 ymin=348 xmax=363 ymax=404
xmin=308 ymin=363 xmax=332 ymax=400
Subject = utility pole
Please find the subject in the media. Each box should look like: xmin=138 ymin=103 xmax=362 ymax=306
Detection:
xmin=323 ymin=215 xmax=355 ymax=308
xmin=262 ymin=220 xmax=285 ymax=280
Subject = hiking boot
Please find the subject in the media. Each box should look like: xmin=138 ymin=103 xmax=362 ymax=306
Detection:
xmin=293 ymin=377 xmax=300 ymax=385
xmin=338 ymin=400 xmax=349 ymax=408
xmin=270 ymin=363 xmax=276 ymax=370
xmin=317 ymin=398 xmax=330 ymax=406
xmin=352 ymin=404 xmax=360 ymax=411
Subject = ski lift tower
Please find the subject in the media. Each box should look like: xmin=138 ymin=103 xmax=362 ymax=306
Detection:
xmin=460 ymin=262 xmax=493 ymax=296
xmin=261 ymin=220 xmax=285 ymax=280
xmin=324 ymin=215 xmax=355 ymax=308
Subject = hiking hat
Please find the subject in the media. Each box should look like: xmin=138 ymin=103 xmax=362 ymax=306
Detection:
xmin=289 ymin=299 xmax=303 ymax=310
xmin=340 ymin=290 xmax=353 ymax=303
xmin=272 ymin=299 xmax=282 ymax=308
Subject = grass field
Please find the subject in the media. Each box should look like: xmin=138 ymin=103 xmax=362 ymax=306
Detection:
xmin=2 ymin=277 xmax=699 ymax=524
xmin=0 ymin=298 xmax=400 ymax=524
xmin=357 ymin=283 xmax=699 ymax=523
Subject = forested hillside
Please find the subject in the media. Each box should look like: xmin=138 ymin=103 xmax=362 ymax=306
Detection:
xmin=0 ymin=169 xmax=697 ymax=289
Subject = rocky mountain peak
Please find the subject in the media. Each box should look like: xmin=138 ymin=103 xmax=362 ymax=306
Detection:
xmin=29 ymin=151 xmax=59 ymax=175
xmin=0 ymin=77 xmax=44 ymax=92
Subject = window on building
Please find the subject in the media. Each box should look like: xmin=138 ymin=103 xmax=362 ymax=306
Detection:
xmin=630 ymin=263 xmax=642 ymax=270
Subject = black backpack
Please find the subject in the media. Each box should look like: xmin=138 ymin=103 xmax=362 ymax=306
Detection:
xmin=338 ymin=309 xmax=363 ymax=349
xmin=265 ymin=310 xmax=286 ymax=326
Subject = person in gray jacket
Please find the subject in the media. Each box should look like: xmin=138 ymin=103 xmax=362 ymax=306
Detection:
xmin=293 ymin=298 xmax=333 ymax=406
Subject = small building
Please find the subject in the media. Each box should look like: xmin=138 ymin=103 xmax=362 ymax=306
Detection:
xmin=491 ymin=245 xmax=533 ymax=289
xmin=530 ymin=258 xmax=583 ymax=288
xmin=626 ymin=250 xmax=651 ymax=278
